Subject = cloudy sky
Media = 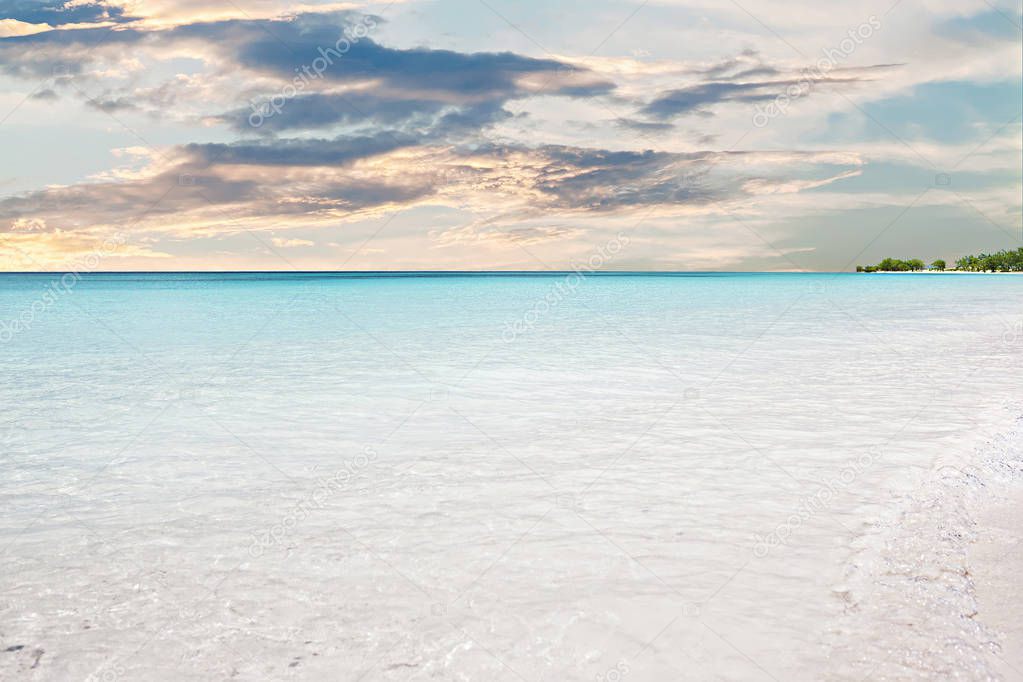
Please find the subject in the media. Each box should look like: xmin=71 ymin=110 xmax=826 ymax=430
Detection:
xmin=0 ymin=0 xmax=1019 ymax=271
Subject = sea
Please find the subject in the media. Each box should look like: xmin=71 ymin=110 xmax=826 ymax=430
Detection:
xmin=1 ymin=272 xmax=1021 ymax=680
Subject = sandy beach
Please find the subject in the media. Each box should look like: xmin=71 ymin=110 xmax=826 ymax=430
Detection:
xmin=970 ymin=469 xmax=1023 ymax=678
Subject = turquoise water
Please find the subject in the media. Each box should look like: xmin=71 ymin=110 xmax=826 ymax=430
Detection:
xmin=1 ymin=272 xmax=1021 ymax=680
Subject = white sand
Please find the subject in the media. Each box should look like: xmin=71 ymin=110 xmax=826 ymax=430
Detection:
xmin=970 ymin=483 xmax=1023 ymax=678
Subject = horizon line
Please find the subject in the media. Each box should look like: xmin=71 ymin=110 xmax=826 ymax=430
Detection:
xmin=0 ymin=269 xmax=862 ymax=275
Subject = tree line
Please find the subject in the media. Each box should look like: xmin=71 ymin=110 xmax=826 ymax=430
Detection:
xmin=857 ymin=248 xmax=1023 ymax=273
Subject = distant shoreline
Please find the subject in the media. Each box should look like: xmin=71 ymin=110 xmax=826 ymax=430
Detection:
xmin=861 ymin=270 xmax=1023 ymax=275
xmin=857 ymin=249 xmax=1022 ymax=274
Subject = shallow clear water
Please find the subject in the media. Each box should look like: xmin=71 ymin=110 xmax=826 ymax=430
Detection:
xmin=1 ymin=272 xmax=1020 ymax=680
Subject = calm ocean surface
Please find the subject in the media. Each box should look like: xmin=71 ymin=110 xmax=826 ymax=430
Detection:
xmin=1 ymin=272 xmax=1021 ymax=680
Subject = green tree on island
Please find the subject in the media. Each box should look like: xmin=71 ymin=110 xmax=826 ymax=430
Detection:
xmin=863 ymin=257 xmax=926 ymax=272
xmin=858 ymin=248 xmax=1023 ymax=273
xmin=954 ymin=249 xmax=1023 ymax=272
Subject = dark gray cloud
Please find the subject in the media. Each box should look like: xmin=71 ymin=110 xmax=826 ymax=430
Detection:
xmin=691 ymin=49 xmax=776 ymax=79
xmin=84 ymin=94 xmax=136 ymax=112
xmin=530 ymin=146 xmax=715 ymax=210
xmin=641 ymin=76 xmax=867 ymax=119
xmin=0 ymin=135 xmax=725 ymax=233
xmin=0 ymin=9 xmax=612 ymax=137
xmin=0 ymin=156 xmax=434 ymax=228
xmin=169 ymin=11 xmax=611 ymax=98
xmin=202 ymin=12 xmax=611 ymax=134
xmin=615 ymin=118 xmax=676 ymax=133
xmin=642 ymin=81 xmax=779 ymax=118
xmin=221 ymin=82 xmax=543 ymax=138
xmin=220 ymin=92 xmax=448 ymax=132
xmin=228 ymin=92 xmax=523 ymax=137
xmin=242 ymin=29 xmax=522 ymax=93
xmin=430 ymin=101 xmax=518 ymax=137
xmin=636 ymin=51 xmax=900 ymax=121
xmin=0 ymin=0 xmax=138 ymax=26
xmin=0 ymin=169 xmax=259 ymax=225
xmin=183 ymin=131 xmax=416 ymax=167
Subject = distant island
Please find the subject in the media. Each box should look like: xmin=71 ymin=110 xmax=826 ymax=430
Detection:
xmin=857 ymin=248 xmax=1023 ymax=273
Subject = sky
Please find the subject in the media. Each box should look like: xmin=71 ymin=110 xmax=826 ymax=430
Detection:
xmin=0 ymin=0 xmax=1019 ymax=271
